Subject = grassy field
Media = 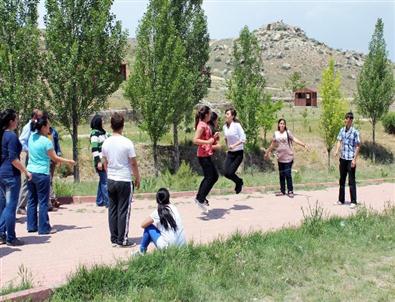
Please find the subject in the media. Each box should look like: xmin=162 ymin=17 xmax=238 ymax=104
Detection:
xmin=50 ymin=205 xmax=395 ymax=301
xmin=53 ymin=101 xmax=395 ymax=195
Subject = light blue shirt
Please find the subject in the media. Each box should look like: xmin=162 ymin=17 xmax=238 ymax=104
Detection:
xmin=27 ymin=133 xmax=54 ymax=175
xmin=19 ymin=121 xmax=32 ymax=152
xmin=337 ymin=127 xmax=361 ymax=160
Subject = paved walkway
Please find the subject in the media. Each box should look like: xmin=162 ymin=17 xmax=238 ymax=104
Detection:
xmin=0 ymin=183 xmax=394 ymax=290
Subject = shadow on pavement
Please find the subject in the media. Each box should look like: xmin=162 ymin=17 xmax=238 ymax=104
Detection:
xmin=0 ymin=246 xmax=22 ymax=257
xmin=200 ymin=204 xmax=253 ymax=221
xmin=52 ymin=224 xmax=93 ymax=232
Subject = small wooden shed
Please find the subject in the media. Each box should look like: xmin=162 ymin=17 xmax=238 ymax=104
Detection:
xmin=119 ymin=63 xmax=127 ymax=81
xmin=294 ymin=88 xmax=317 ymax=107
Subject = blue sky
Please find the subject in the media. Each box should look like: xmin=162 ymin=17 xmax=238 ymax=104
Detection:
xmin=38 ymin=0 xmax=395 ymax=61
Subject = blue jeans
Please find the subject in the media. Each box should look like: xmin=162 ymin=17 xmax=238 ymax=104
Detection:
xmin=96 ymin=171 xmax=109 ymax=206
xmin=27 ymin=173 xmax=51 ymax=234
xmin=140 ymin=224 xmax=161 ymax=253
xmin=0 ymin=176 xmax=21 ymax=242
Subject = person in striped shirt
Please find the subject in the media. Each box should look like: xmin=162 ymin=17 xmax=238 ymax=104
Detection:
xmin=90 ymin=114 xmax=109 ymax=207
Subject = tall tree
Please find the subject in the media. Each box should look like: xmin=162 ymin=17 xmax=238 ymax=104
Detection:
xmin=258 ymin=99 xmax=283 ymax=145
xmin=44 ymin=0 xmax=128 ymax=181
xmin=355 ymin=18 xmax=394 ymax=144
xmin=227 ymin=26 xmax=268 ymax=149
xmin=124 ymin=0 xmax=190 ymax=175
xmin=0 ymin=0 xmax=46 ymax=124
xmin=319 ymin=58 xmax=346 ymax=169
xmin=168 ymin=0 xmax=210 ymax=171
xmin=285 ymin=71 xmax=306 ymax=92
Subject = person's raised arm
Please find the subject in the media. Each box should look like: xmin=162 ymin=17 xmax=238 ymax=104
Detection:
xmin=47 ymin=149 xmax=75 ymax=166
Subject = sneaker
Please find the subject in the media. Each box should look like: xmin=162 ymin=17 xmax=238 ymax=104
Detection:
xmin=111 ymin=242 xmax=118 ymax=248
xmin=194 ymin=198 xmax=208 ymax=214
xmin=39 ymin=228 xmax=57 ymax=235
xmin=349 ymin=203 xmax=357 ymax=209
xmin=48 ymin=207 xmax=58 ymax=212
xmin=235 ymin=179 xmax=243 ymax=194
xmin=288 ymin=191 xmax=294 ymax=198
xmin=204 ymin=199 xmax=210 ymax=206
xmin=131 ymin=250 xmax=144 ymax=257
xmin=275 ymin=192 xmax=286 ymax=196
xmin=0 ymin=234 xmax=6 ymax=245
xmin=334 ymin=201 xmax=344 ymax=205
xmin=6 ymin=238 xmax=24 ymax=246
xmin=17 ymin=208 xmax=26 ymax=215
xmin=116 ymin=240 xmax=137 ymax=248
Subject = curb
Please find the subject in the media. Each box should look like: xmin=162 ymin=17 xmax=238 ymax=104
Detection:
xmin=57 ymin=177 xmax=395 ymax=204
xmin=0 ymin=287 xmax=53 ymax=302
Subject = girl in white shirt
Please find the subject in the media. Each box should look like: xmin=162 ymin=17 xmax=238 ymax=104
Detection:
xmin=223 ymin=108 xmax=246 ymax=194
xmin=135 ymin=188 xmax=186 ymax=254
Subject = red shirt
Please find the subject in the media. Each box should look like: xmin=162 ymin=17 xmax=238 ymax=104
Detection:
xmin=196 ymin=121 xmax=213 ymax=157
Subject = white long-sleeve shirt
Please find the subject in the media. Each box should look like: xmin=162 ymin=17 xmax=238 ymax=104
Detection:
xmin=223 ymin=122 xmax=246 ymax=151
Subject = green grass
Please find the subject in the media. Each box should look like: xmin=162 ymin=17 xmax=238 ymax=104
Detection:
xmin=51 ymin=206 xmax=395 ymax=301
xmin=0 ymin=265 xmax=34 ymax=297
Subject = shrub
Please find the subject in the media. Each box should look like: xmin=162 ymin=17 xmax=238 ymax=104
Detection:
xmin=382 ymin=112 xmax=395 ymax=134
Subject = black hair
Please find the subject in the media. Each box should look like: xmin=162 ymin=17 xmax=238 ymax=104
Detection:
xmin=345 ymin=112 xmax=354 ymax=120
xmin=225 ymin=107 xmax=241 ymax=127
xmin=195 ymin=105 xmax=210 ymax=129
xmin=156 ymin=188 xmax=177 ymax=231
xmin=277 ymin=118 xmax=292 ymax=147
xmin=208 ymin=111 xmax=218 ymax=134
xmin=31 ymin=116 xmax=49 ymax=133
xmin=90 ymin=114 xmax=105 ymax=133
xmin=0 ymin=109 xmax=18 ymax=163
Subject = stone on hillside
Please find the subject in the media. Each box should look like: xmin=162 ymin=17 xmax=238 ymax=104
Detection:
xmin=214 ymin=57 xmax=222 ymax=62
xmin=347 ymin=74 xmax=356 ymax=80
xmin=281 ymin=63 xmax=291 ymax=70
xmin=318 ymin=49 xmax=324 ymax=54
xmin=284 ymin=46 xmax=289 ymax=50
xmin=355 ymin=60 xmax=364 ymax=67
xmin=272 ymin=33 xmax=282 ymax=41
xmin=277 ymin=52 xmax=284 ymax=59
xmin=225 ymin=58 xmax=231 ymax=65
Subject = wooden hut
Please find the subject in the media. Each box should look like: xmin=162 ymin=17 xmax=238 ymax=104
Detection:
xmin=294 ymin=88 xmax=317 ymax=107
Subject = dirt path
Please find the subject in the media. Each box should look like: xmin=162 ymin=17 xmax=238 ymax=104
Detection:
xmin=1 ymin=183 xmax=394 ymax=290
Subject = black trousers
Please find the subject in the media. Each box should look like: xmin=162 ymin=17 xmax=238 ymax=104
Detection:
xmin=338 ymin=158 xmax=357 ymax=203
xmin=107 ymin=179 xmax=132 ymax=245
xmin=196 ymin=156 xmax=218 ymax=203
xmin=278 ymin=161 xmax=293 ymax=194
xmin=224 ymin=150 xmax=243 ymax=185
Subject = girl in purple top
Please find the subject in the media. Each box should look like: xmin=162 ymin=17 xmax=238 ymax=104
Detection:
xmin=265 ymin=119 xmax=308 ymax=198
xmin=0 ymin=109 xmax=31 ymax=246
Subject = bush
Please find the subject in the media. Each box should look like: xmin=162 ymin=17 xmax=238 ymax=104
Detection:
xmin=382 ymin=112 xmax=395 ymax=134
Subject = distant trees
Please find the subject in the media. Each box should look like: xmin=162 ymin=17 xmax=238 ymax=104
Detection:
xmin=125 ymin=0 xmax=189 ymax=175
xmin=227 ymin=26 xmax=270 ymax=149
xmin=319 ymin=58 xmax=346 ymax=169
xmin=355 ymin=18 xmax=394 ymax=144
xmin=45 ymin=0 xmax=127 ymax=181
xmin=285 ymin=71 xmax=306 ymax=92
xmin=0 ymin=0 xmax=46 ymax=124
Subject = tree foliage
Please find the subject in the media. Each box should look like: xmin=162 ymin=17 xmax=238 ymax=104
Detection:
xmin=355 ymin=18 xmax=394 ymax=144
xmin=125 ymin=0 xmax=190 ymax=175
xmin=258 ymin=99 xmax=283 ymax=145
xmin=285 ymin=71 xmax=306 ymax=92
xmin=227 ymin=26 xmax=269 ymax=149
xmin=44 ymin=0 xmax=128 ymax=181
xmin=319 ymin=58 xmax=346 ymax=169
xmin=0 ymin=0 xmax=46 ymax=124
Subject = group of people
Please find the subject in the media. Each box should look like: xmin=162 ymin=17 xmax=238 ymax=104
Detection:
xmin=1 ymin=105 xmax=361 ymax=254
xmin=0 ymin=109 xmax=75 ymax=246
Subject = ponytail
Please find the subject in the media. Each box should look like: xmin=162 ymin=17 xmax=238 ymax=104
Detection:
xmin=156 ymin=188 xmax=177 ymax=231
xmin=0 ymin=109 xmax=17 ymax=163
xmin=31 ymin=116 xmax=48 ymax=133
xmin=195 ymin=105 xmax=211 ymax=130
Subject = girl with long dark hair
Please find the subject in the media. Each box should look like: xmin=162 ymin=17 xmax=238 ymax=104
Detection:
xmin=90 ymin=114 xmax=109 ymax=207
xmin=27 ymin=116 xmax=75 ymax=234
xmin=134 ymin=188 xmax=186 ymax=254
xmin=265 ymin=118 xmax=308 ymax=198
xmin=0 ymin=109 xmax=31 ymax=246
xmin=193 ymin=105 xmax=219 ymax=214
xmin=223 ymin=108 xmax=246 ymax=194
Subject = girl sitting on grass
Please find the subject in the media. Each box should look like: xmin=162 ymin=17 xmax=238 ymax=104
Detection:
xmin=134 ymin=188 xmax=186 ymax=255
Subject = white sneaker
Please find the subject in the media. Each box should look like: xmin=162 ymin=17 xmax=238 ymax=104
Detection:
xmin=131 ymin=250 xmax=144 ymax=257
xmin=334 ymin=201 xmax=344 ymax=205
xmin=194 ymin=199 xmax=208 ymax=214
xmin=349 ymin=203 xmax=357 ymax=209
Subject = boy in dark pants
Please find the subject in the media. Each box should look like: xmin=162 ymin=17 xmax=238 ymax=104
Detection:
xmin=102 ymin=113 xmax=141 ymax=247
xmin=334 ymin=112 xmax=361 ymax=209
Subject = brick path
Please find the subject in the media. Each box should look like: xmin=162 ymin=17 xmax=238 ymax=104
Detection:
xmin=0 ymin=183 xmax=394 ymax=290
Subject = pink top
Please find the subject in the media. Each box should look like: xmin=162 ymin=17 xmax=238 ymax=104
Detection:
xmin=196 ymin=121 xmax=214 ymax=157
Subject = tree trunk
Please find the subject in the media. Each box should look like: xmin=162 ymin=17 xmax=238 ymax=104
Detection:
xmin=173 ymin=121 xmax=180 ymax=172
xmin=263 ymin=129 xmax=267 ymax=145
xmin=72 ymin=96 xmax=80 ymax=182
xmin=153 ymin=141 xmax=159 ymax=177
xmin=327 ymin=148 xmax=331 ymax=171
xmin=372 ymin=119 xmax=376 ymax=163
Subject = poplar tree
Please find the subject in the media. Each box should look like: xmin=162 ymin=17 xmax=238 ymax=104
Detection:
xmin=227 ymin=26 xmax=269 ymax=149
xmin=355 ymin=18 xmax=394 ymax=144
xmin=125 ymin=0 xmax=190 ymax=175
xmin=0 ymin=0 xmax=46 ymax=123
xmin=44 ymin=0 xmax=127 ymax=181
xmin=319 ymin=58 xmax=346 ymax=169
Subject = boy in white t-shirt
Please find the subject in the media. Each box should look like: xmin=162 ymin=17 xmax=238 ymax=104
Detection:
xmin=134 ymin=188 xmax=186 ymax=254
xmin=102 ymin=113 xmax=141 ymax=247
